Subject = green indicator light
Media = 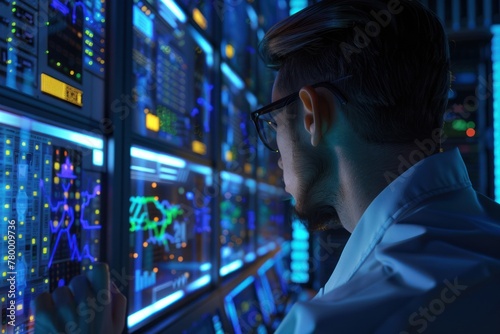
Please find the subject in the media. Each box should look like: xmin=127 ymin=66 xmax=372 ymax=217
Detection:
xmin=7 ymin=37 xmax=12 ymax=42
xmin=46 ymin=50 xmax=49 ymax=54
xmin=46 ymin=22 xmax=50 ymax=26
xmin=11 ymin=29 xmax=16 ymax=33
xmin=88 ymin=61 xmax=93 ymax=65
xmin=11 ymin=22 xmax=16 ymax=26
xmin=467 ymin=121 xmax=476 ymax=129
xmin=76 ymin=73 xmax=81 ymax=79
xmin=452 ymin=119 xmax=467 ymax=131
xmin=56 ymin=62 xmax=61 ymax=66
xmin=11 ymin=8 xmax=16 ymax=12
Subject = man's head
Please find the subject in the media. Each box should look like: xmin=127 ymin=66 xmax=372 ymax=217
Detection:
xmin=256 ymin=0 xmax=450 ymax=231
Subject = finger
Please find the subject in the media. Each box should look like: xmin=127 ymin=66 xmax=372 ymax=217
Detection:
xmin=110 ymin=281 xmax=127 ymax=330
xmin=68 ymin=274 xmax=94 ymax=329
xmin=52 ymin=286 xmax=78 ymax=325
xmin=86 ymin=263 xmax=113 ymax=331
xmin=33 ymin=291 xmax=62 ymax=334
xmin=86 ymin=262 xmax=110 ymax=299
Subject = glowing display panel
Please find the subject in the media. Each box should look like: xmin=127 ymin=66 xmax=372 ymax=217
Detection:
xmin=263 ymin=264 xmax=288 ymax=315
xmin=132 ymin=1 xmax=214 ymax=156
xmin=219 ymin=172 xmax=256 ymax=276
xmin=256 ymin=183 xmax=286 ymax=255
xmin=0 ymin=109 xmax=103 ymax=333
xmin=225 ymin=277 xmax=268 ymax=334
xmin=221 ymin=69 xmax=257 ymax=177
xmin=221 ymin=2 xmax=258 ymax=90
xmin=128 ymin=146 xmax=212 ymax=328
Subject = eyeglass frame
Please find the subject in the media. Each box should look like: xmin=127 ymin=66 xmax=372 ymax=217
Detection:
xmin=251 ymin=80 xmax=349 ymax=152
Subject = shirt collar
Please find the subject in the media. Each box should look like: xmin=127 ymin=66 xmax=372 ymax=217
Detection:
xmin=322 ymin=147 xmax=471 ymax=294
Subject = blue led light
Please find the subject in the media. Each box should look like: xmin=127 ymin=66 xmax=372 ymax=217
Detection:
xmin=200 ymin=263 xmax=212 ymax=272
xmin=160 ymin=0 xmax=187 ymax=23
xmin=257 ymin=243 xmax=276 ymax=256
xmin=221 ymin=62 xmax=244 ymax=90
xmin=130 ymin=146 xmax=186 ymax=168
xmin=246 ymin=92 xmax=258 ymax=109
xmin=289 ymin=0 xmax=308 ymax=15
xmin=244 ymin=252 xmax=256 ymax=262
xmin=131 ymin=165 xmax=156 ymax=173
xmin=0 ymin=109 xmax=103 ymax=150
xmin=93 ymin=149 xmax=103 ymax=167
xmin=128 ymin=290 xmax=185 ymax=328
xmin=245 ymin=5 xmax=258 ymax=30
xmin=133 ymin=6 xmax=153 ymax=39
xmin=492 ymin=25 xmax=500 ymax=203
xmin=219 ymin=259 xmax=243 ymax=276
xmin=186 ymin=274 xmax=210 ymax=293
xmin=220 ymin=171 xmax=243 ymax=183
xmin=190 ymin=26 xmax=214 ymax=67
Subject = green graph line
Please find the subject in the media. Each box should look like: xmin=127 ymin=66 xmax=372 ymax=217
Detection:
xmin=129 ymin=196 xmax=183 ymax=246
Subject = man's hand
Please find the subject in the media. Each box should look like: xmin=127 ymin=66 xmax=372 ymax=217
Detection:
xmin=33 ymin=263 xmax=127 ymax=334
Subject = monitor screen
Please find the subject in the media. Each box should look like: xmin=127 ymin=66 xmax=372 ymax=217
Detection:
xmin=219 ymin=172 xmax=256 ymax=276
xmin=128 ymin=146 xmax=213 ymax=328
xmin=256 ymin=183 xmax=287 ymax=254
xmin=0 ymin=108 xmax=104 ymax=333
xmin=132 ymin=0 xmax=214 ymax=156
xmin=220 ymin=67 xmax=257 ymax=177
xmin=226 ymin=277 xmax=268 ymax=334
xmin=265 ymin=265 xmax=287 ymax=309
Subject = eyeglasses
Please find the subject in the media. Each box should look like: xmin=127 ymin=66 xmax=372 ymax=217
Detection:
xmin=251 ymin=80 xmax=349 ymax=152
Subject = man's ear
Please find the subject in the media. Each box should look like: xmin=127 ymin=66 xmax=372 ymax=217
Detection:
xmin=299 ymin=86 xmax=332 ymax=146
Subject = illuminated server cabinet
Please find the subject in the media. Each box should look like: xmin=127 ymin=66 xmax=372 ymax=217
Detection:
xmin=0 ymin=0 xmax=291 ymax=333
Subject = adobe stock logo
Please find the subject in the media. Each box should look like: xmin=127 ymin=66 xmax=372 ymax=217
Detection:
xmin=340 ymin=0 xmax=404 ymax=63
xmin=400 ymin=278 xmax=468 ymax=334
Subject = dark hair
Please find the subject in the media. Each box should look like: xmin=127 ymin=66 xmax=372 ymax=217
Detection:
xmin=260 ymin=0 xmax=450 ymax=143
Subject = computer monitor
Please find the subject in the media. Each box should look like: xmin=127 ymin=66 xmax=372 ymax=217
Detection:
xmin=132 ymin=0 xmax=214 ymax=156
xmin=258 ymin=260 xmax=288 ymax=317
xmin=256 ymin=183 xmax=287 ymax=255
xmin=128 ymin=146 xmax=213 ymax=329
xmin=0 ymin=108 xmax=104 ymax=332
xmin=219 ymin=172 xmax=256 ymax=277
xmin=225 ymin=277 xmax=268 ymax=334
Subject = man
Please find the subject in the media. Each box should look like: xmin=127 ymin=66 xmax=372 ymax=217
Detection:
xmin=251 ymin=0 xmax=500 ymax=333
xmin=34 ymin=0 xmax=500 ymax=333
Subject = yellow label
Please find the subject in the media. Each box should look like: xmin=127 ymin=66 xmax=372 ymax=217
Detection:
xmin=41 ymin=73 xmax=83 ymax=107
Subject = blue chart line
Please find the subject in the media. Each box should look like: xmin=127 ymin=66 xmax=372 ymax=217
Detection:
xmin=40 ymin=156 xmax=101 ymax=268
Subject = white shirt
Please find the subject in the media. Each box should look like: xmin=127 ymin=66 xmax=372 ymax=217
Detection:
xmin=276 ymin=148 xmax=500 ymax=334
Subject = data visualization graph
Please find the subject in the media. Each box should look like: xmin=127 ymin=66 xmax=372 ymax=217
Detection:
xmin=128 ymin=146 xmax=213 ymax=329
xmin=0 ymin=109 xmax=104 ymax=333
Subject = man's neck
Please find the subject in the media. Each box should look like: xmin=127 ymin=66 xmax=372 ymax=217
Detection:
xmin=335 ymin=142 xmax=440 ymax=233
